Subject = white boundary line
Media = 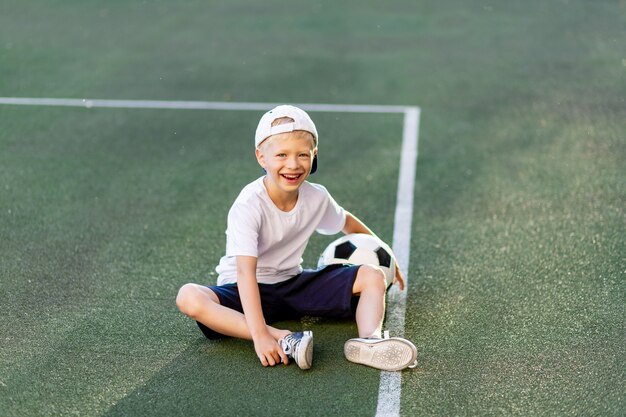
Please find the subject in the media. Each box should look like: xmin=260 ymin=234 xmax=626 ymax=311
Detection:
xmin=0 ymin=97 xmax=408 ymax=114
xmin=0 ymin=96 xmax=420 ymax=417
xmin=375 ymin=107 xmax=420 ymax=417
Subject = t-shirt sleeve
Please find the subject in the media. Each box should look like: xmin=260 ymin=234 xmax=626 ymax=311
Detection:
xmin=224 ymin=200 xmax=261 ymax=257
xmin=316 ymin=188 xmax=347 ymax=235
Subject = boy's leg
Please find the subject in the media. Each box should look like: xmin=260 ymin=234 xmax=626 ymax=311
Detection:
xmin=351 ymin=265 xmax=387 ymax=338
xmin=280 ymin=264 xmax=416 ymax=371
xmin=176 ymin=283 xmax=290 ymax=341
xmin=348 ymin=266 xmax=418 ymax=371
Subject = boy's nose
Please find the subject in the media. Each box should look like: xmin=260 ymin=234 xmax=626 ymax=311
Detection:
xmin=286 ymin=156 xmax=299 ymax=168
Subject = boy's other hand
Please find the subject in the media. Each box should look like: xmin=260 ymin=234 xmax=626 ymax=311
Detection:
xmin=393 ymin=266 xmax=406 ymax=291
xmin=253 ymin=331 xmax=289 ymax=367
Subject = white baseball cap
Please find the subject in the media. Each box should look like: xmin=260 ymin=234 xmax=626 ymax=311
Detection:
xmin=255 ymin=105 xmax=319 ymax=173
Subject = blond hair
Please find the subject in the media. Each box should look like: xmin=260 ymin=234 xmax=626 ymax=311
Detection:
xmin=271 ymin=116 xmax=295 ymax=127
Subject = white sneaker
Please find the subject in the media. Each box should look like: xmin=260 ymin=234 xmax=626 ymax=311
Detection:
xmin=344 ymin=331 xmax=417 ymax=371
xmin=280 ymin=331 xmax=314 ymax=370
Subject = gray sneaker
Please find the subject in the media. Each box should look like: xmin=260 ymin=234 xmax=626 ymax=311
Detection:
xmin=280 ymin=331 xmax=314 ymax=370
xmin=344 ymin=331 xmax=417 ymax=371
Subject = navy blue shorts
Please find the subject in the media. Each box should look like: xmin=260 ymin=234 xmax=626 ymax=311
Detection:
xmin=197 ymin=264 xmax=361 ymax=339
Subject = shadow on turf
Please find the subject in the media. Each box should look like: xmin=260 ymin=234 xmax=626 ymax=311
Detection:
xmin=103 ymin=319 xmax=379 ymax=417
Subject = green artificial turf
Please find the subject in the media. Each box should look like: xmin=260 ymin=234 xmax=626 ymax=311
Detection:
xmin=0 ymin=107 xmax=401 ymax=416
xmin=1 ymin=0 xmax=624 ymax=416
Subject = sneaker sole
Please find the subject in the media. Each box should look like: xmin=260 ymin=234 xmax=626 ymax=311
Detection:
xmin=295 ymin=332 xmax=314 ymax=370
xmin=344 ymin=338 xmax=417 ymax=371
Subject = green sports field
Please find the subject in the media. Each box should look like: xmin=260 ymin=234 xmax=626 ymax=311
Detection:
xmin=1 ymin=1 xmax=624 ymax=416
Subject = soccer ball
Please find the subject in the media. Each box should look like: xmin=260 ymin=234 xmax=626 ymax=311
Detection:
xmin=317 ymin=233 xmax=396 ymax=288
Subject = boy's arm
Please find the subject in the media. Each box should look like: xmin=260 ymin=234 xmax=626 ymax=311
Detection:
xmin=342 ymin=212 xmax=406 ymax=290
xmin=236 ymin=255 xmax=289 ymax=367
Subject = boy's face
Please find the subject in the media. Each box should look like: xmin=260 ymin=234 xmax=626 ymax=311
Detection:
xmin=255 ymin=131 xmax=317 ymax=195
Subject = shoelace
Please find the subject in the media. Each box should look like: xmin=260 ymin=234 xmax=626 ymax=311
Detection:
xmin=280 ymin=335 xmax=295 ymax=355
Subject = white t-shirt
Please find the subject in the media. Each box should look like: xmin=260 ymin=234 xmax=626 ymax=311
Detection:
xmin=215 ymin=177 xmax=346 ymax=285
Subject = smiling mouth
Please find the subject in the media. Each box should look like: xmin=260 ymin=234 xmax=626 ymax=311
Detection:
xmin=281 ymin=173 xmax=302 ymax=181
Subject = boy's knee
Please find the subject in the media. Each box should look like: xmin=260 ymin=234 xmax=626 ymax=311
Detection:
xmin=355 ymin=265 xmax=387 ymax=292
xmin=176 ymin=283 xmax=205 ymax=317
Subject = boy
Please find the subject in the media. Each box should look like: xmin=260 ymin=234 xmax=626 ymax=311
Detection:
xmin=176 ymin=105 xmax=417 ymax=371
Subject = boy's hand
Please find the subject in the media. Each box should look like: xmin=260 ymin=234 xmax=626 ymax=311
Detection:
xmin=393 ymin=265 xmax=406 ymax=291
xmin=253 ymin=331 xmax=289 ymax=367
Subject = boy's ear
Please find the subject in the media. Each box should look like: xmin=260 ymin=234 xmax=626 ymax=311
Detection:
xmin=255 ymin=148 xmax=266 ymax=169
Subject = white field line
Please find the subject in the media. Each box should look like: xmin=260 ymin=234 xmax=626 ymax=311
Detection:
xmin=0 ymin=96 xmax=420 ymax=417
xmin=0 ymin=97 xmax=408 ymax=114
xmin=375 ymin=107 xmax=420 ymax=417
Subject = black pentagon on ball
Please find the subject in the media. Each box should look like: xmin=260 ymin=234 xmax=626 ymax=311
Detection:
xmin=334 ymin=241 xmax=357 ymax=260
xmin=376 ymin=247 xmax=392 ymax=268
